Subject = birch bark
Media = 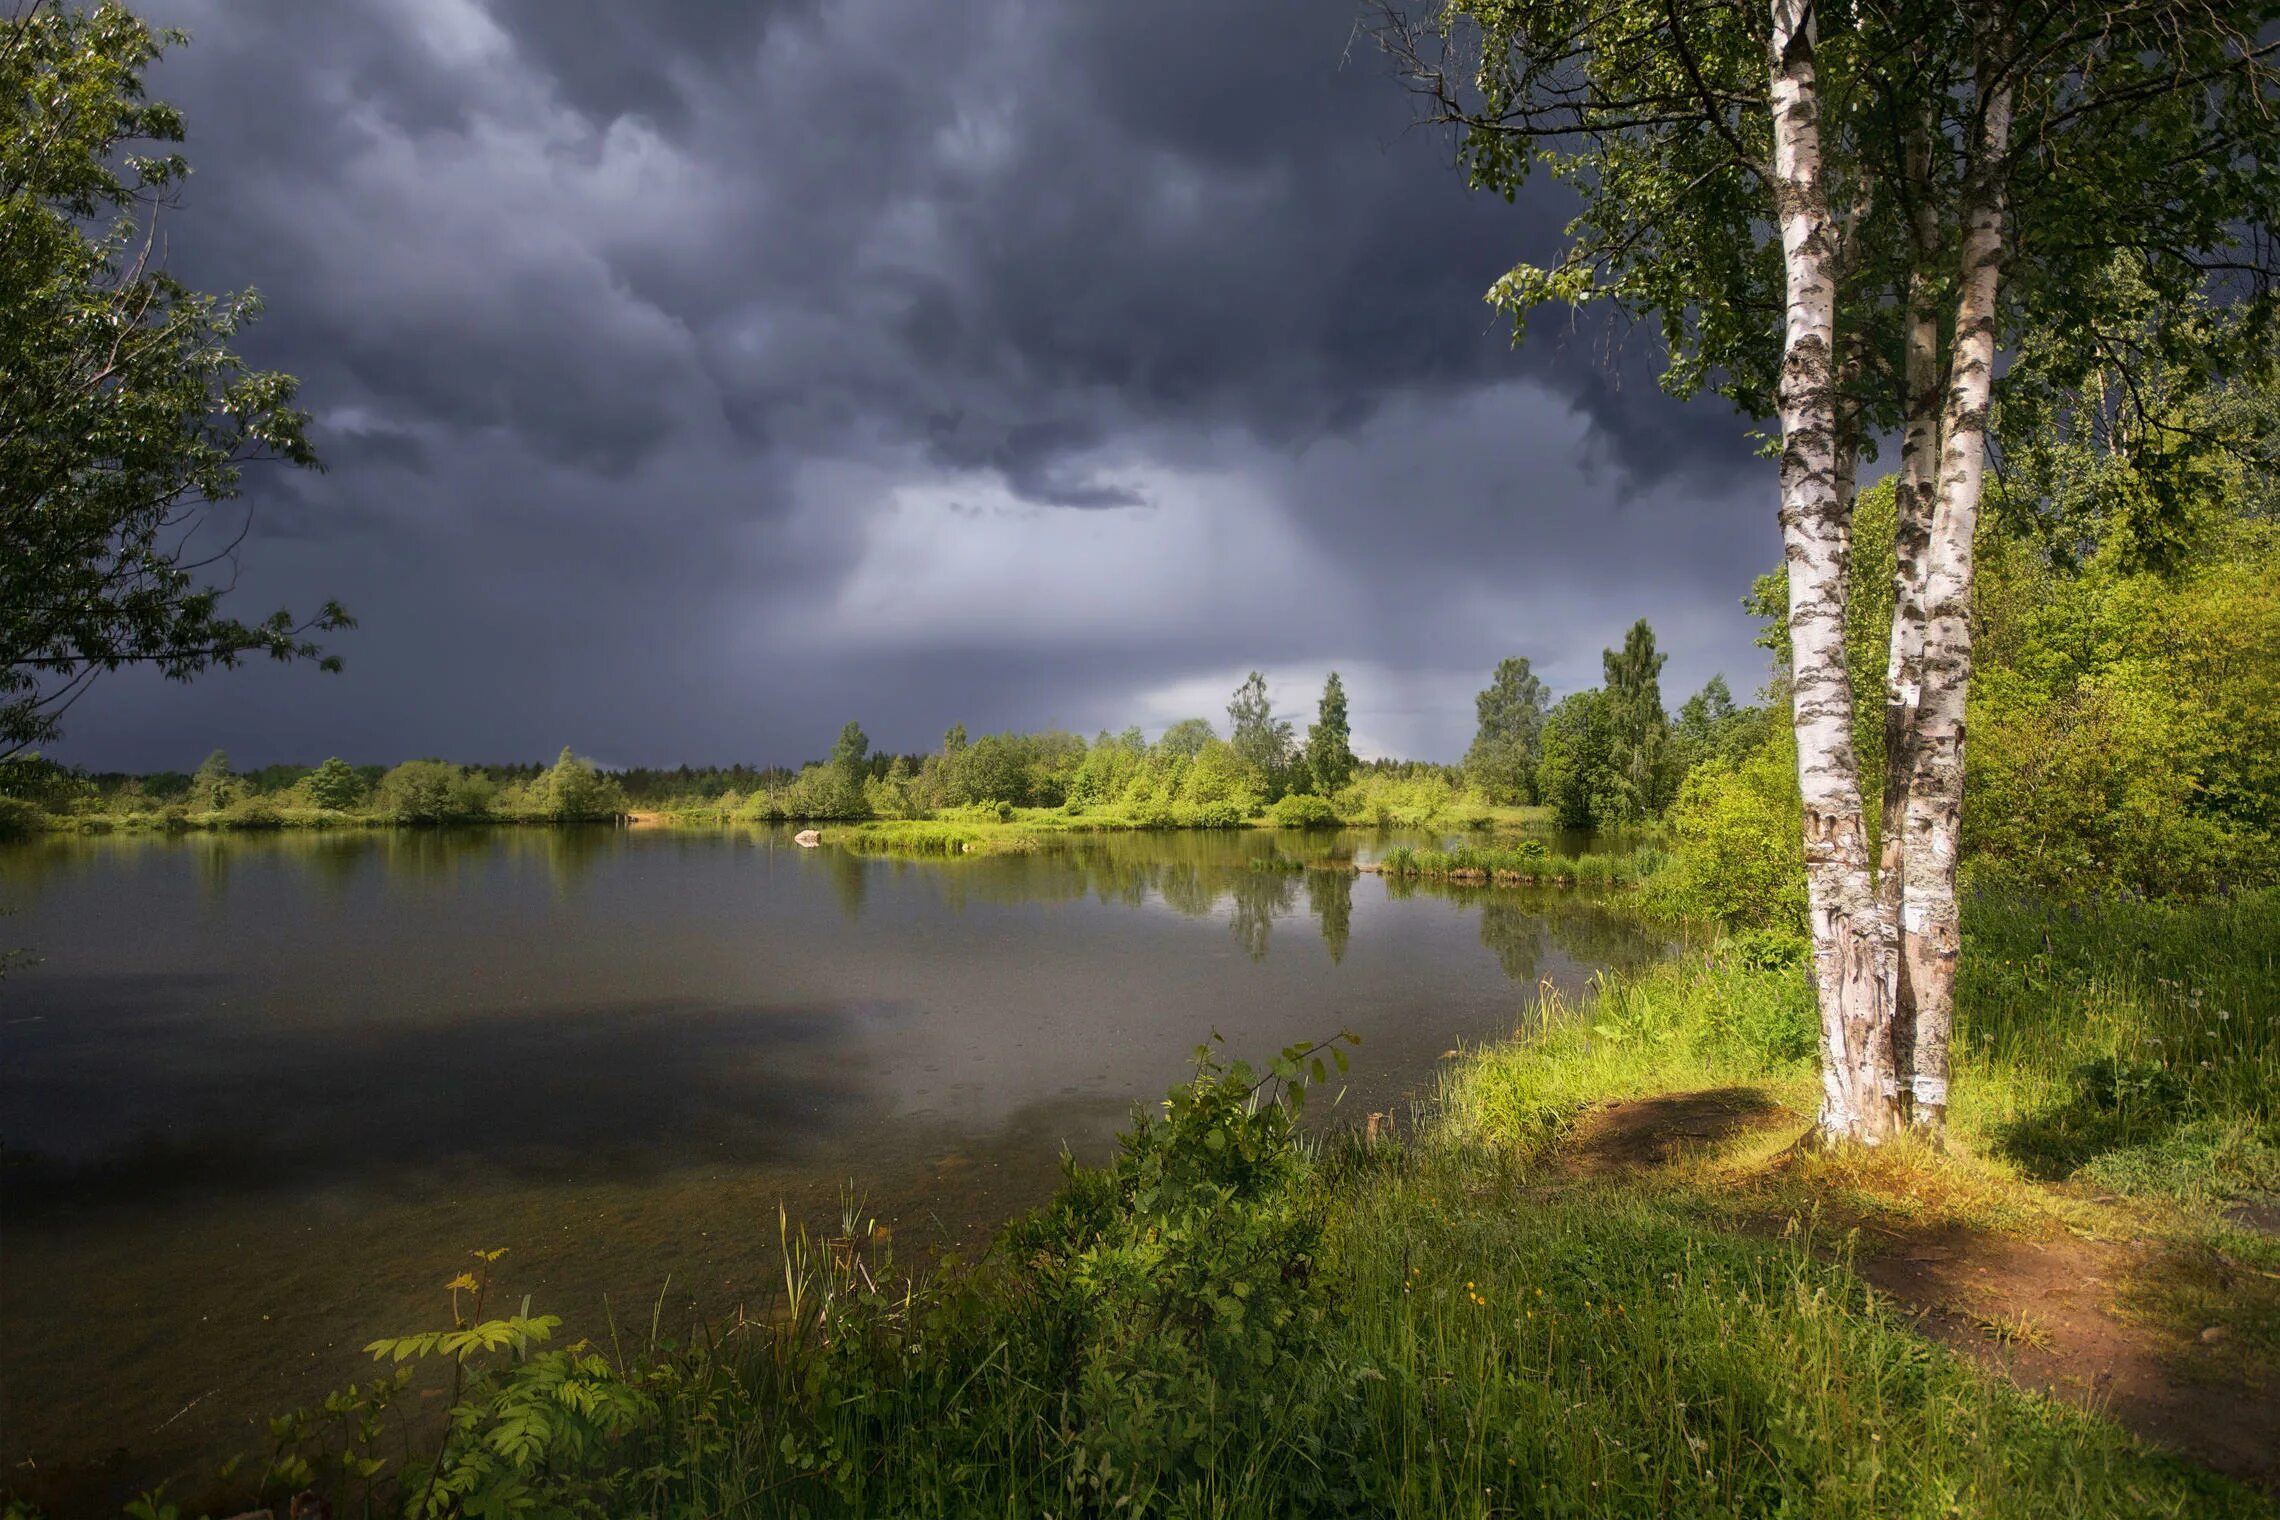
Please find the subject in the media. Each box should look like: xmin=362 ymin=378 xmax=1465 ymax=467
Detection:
xmin=1881 ymin=121 xmax=1945 ymax=1100
xmin=1901 ymin=38 xmax=2014 ymax=1135
xmin=1771 ymin=0 xmax=1898 ymax=1143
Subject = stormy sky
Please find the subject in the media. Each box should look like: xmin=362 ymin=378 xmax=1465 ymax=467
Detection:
xmin=63 ymin=0 xmax=1781 ymax=772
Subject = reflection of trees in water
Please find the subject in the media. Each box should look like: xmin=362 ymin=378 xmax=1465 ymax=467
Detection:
xmin=1384 ymin=875 xmax=1668 ymax=987
xmin=302 ymin=831 xmax=379 ymax=897
xmin=1541 ymin=897 xmax=1665 ymax=973
xmin=1156 ymin=861 xmax=1218 ymax=919
xmin=1227 ymin=868 xmax=1297 ymax=961
xmin=821 ymin=848 xmax=868 ymax=920
xmin=490 ymin=824 xmax=622 ymax=893
xmin=187 ymin=830 xmax=233 ymax=901
xmin=1473 ymin=892 xmax=1545 ymax=984
xmin=1307 ymin=869 xmax=1353 ymax=964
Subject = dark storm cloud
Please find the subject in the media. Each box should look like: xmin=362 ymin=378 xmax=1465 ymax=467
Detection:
xmin=57 ymin=0 xmax=1778 ymax=771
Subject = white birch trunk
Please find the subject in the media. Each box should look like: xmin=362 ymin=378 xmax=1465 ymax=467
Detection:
xmin=1771 ymin=0 xmax=1898 ymax=1144
xmin=1901 ymin=48 xmax=2014 ymax=1135
xmin=1881 ymin=123 xmax=1945 ymax=1096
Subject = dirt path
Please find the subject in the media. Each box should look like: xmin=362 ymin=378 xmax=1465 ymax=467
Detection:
xmin=1557 ymin=1091 xmax=2280 ymax=1492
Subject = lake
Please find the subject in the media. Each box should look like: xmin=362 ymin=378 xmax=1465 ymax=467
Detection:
xmin=0 ymin=823 xmax=1664 ymax=1508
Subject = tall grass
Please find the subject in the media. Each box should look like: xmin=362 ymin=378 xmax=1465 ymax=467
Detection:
xmin=1379 ymin=842 xmax=1670 ymax=888
xmin=833 ymin=820 xmax=1040 ymax=856
xmin=1318 ymin=1144 xmax=2257 ymax=1518
xmin=1952 ymin=889 xmax=2280 ymax=1198
xmin=97 ymin=893 xmax=2276 ymax=1520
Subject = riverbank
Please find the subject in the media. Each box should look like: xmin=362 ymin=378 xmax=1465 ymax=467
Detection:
xmin=82 ymin=888 xmax=2271 ymax=1518
xmin=6 ymin=799 xmax=1559 ymax=839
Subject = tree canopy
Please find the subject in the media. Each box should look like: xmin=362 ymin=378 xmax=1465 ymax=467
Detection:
xmin=1464 ymin=656 xmax=1546 ymax=804
xmin=1 ymin=3 xmax=348 ymax=758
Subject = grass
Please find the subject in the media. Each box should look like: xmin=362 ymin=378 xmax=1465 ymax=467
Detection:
xmin=1378 ymin=841 xmax=1671 ymax=888
xmin=1313 ymin=1147 xmax=2259 ymax=1518
xmin=1953 ymin=889 xmax=2280 ymax=1202
xmin=830 ymin=819 xmax=1042 ymax=856
xmin=78 ymin=890 xmax=2274 ymax=1520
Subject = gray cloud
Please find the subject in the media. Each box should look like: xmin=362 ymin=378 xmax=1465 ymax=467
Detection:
xmin=58 ymin=0 xmax=1779 ymax=771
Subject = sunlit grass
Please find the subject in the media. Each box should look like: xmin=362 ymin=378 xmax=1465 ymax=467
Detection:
xmin=1378 ymin=842 xmax=1671 ymax=888
xmin=73 ymin=891 xmax=2277 ymax=1519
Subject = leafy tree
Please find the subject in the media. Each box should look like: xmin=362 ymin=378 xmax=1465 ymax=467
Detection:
xmin=1070 ymin=729 xmax=1146 ymax=805
xmin=866 ymin=754 xmax=919 ymax=818
xmin=1379 ymin=0 xmax=2280 ymax=1141
xmin=542 ymin=746 xmax=623 ymax=822
xmin=1464 ymin=656 xmax=1547 ymax=805
xmin=189 ymin=747 xmax=235 ymax=810
xmin=1669 ymin=675 xmax=1760 ymax=782
xmin=306 ymin=756 xmax=363 ymax=811
xmin=1156 ymin=717 xmax=1216 ymax=759
xmin=376 ymin=760 xmax=491 ymax=824
xmin=962 ymin=732 xmax=1031 ymax=806
xmin=1302 ymin=672 xmax=1355 ymax=794
xmin=1 ymin=5 xmax=349 ymax=758
xmin=1535 ymin=691 xmax=1630 ymax=829
xmin=1226 ymin=672 xmax=1294 ymax=791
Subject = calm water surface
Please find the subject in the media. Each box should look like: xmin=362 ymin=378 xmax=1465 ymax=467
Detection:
xmin=0 ymin=824 xmax=1663 ymax=1506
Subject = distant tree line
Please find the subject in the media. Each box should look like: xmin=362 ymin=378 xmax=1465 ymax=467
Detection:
xmin=1460 ymin=627 xmax=1763 ymax=829
xmin=5 ymin=642 xmax=1765 ymax=834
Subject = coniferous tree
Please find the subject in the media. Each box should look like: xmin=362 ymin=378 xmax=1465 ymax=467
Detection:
xmin=1303 ymin=672 xmax=1356 ymax=794
xmin=1602 ymin=621 xmax=1670 ymax=811
xmin=831 ymin=722 xmax=870 ymax=783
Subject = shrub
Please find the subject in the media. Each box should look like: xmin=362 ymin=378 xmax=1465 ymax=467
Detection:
xmin=304 ymin=757 xmax=365 ymax=811
xmin=1265 ymin=793 xmax=1339 ymax=829
xmin=1639 ymin=731 xmax=1806 ymax=929
xmin=1008 ymin=1037 xmax=1352 ymax=1493
xmin=0 ymin=794 xmax=42 ymax=839
xmin=1182 ymin=800 xmax=1247 ymax=830
xmin=376 ymin=760 xmax=493 ymax=824
xmin=1703 ymin=942 xmax=1819 ymax=1062
xmin=220 ymin=798 xmax=284 ymax=831
xmin=540 ymin=747 xmax=627 ymax=821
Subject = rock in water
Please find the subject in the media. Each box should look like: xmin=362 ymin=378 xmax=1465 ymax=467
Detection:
xmin=795 ymin=829 xmax=821 ymax=848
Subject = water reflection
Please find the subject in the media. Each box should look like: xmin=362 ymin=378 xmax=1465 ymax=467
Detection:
xmin=1308 ymin=869 xmax=1353 ymax=964
xmin=0 ymin=823 xmax=1666 ymax=1507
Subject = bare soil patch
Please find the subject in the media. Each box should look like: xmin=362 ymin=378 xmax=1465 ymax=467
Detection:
xmin=1555 ymin=1088 xmax=2279 ymax=1492
xmin=1560 ymin=1087 xmax=1787 ymax=1176
xmin=1858 ymin=1222 xmax=2277 ymax=1490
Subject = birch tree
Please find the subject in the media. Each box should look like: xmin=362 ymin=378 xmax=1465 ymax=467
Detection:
xmin=1374 ymin=0 xmax=2279 ymax=1142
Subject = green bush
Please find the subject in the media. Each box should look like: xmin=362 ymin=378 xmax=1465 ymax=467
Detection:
xmin=219 ymin=798 xmax=284 ymax=830
xmin=1637 ymin=731 xmax=1806 ymax=929
xmin=304 ymin=757 xmax=365 ymax=811
xmin=1265 ymin=793 xmax=1339 ymax=829
xmin=375 ymin=760 xmax=494 ymax=824
xmin=0 ymin=794 xmax=42 ymax=839
xmin=1181 ymin=800 xmax=1247 ymax=830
